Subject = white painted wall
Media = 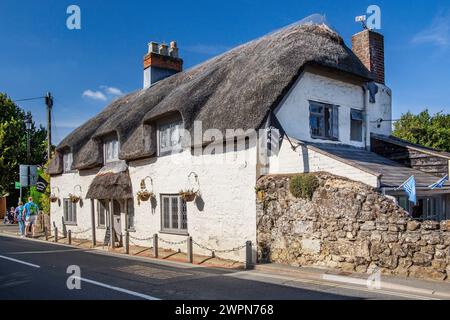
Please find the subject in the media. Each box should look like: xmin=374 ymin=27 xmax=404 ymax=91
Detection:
xmin=275 ymin=72 xmax=366 ymax=148
xmin=267 ymin=138 xmax=380 ymax=188
xmin=275 ymin=72 xmax=393 ymax=149
xmin=367 ymin=83 xmax=393 ymax=137
xmin=51 ymin=140 xmax=258 ymax=262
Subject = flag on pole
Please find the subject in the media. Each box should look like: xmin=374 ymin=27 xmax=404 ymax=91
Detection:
xmin=396 ymin=176 xmax=417 ymax=205
xmin=36 ymin=175 xmax=49 ymax=193
xmin=428 ymin=175 xmax=449 ymax=190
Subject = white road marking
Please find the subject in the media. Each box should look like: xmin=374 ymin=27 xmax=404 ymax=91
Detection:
xmin=0 ymin=254 xmax=40 ymax=269
xmin=74 ymin=276 xmax=161 ymax=300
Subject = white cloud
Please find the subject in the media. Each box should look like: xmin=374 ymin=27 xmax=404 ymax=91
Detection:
xmin=412 ymin=11 xmax=450 ymax=47
xmin=82 ymin=89 xmax=107 ymax=101
xmin=101 ymin=86 xmax=124 ymax=96
xmin=82 ymin=86 xmax=124 ymax=102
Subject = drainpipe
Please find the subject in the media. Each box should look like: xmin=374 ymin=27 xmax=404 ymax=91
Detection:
xmin=362 ymin=85 xmax=371 ymax=151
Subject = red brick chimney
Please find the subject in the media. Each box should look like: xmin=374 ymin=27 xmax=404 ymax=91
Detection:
xmin=352 ymin=30 xmax=385 ymax=84
xmin=143 ymin=41 xmax=183 ymax=88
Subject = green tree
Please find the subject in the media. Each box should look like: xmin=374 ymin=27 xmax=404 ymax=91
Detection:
xmin=0 ymin=93 xmax=48 ymax=205
xmin=393 ymin=110 xmax=450 ymax=153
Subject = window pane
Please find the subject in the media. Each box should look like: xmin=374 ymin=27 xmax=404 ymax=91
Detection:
xmin=72 ymin=203 xmax=77 ymax=223
xmin=310 ymin=114 xmax=324 ymax=137
xmin=64 ymin=199 xmax=69 ymax=221
xmin=163 ymin=197 xmax=170 ymax=229
xmin=171 ymin=196 xmax=179 ymax=229
xmin=181 ymin=200 xmax=187 ymax=230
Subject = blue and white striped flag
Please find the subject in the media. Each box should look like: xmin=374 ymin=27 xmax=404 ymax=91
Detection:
xmin=428 ymin=175 xmax=449 ymax=190
xmin=397 ymin=176 xmax=417 ymax=205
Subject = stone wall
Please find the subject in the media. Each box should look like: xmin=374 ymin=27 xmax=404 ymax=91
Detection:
xmin=256 ymin=173 xmax=450 ymax=281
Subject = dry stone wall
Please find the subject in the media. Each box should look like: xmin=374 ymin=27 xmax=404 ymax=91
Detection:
xmin=256 ymin=173 xmax=450 ymax=281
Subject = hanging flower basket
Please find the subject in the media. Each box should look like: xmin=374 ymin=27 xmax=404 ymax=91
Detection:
xmin=49 ymin=194 xmax=59 ymax=203
xmin=179 ymin=189 xmax=197 ymax=202
xmin=137 ymin=190 xmax=154 ymax=205
xmin=69 ymin=193 xmax=80 ymax=203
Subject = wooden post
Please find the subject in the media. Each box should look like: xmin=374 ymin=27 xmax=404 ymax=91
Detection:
xmin=187 ymin=236 xmax=193 ymax=264
xmin=91 ymin=199 xmax=96 ymax=247
xmin=109 ymin=199 xmax=114 ymax=249
xmin=44 ymin=227 xmax=48 ymax=241
xmin=62 ymin=216 xmax=67 ymax=238
xmin=54 ymin=227 xmax=58 ymax=243
xmin=125 ymin=231 xmax=130 ymax=254
xmin=153 ymin=234 xmax=158 ymax=258
xmin=245 ymin=241 xmax=253 ymax=270
xmin=68 ymin=230 xmax=72 ymax=245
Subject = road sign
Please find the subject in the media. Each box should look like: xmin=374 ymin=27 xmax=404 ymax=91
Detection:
xmin=15 ymin=182 xmax=20 ymax=190
xmin=19 ymin=165 xmax=38 ymax=187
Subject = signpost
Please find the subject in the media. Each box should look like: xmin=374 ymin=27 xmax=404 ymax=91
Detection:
xmin=19 ymin=165 xmax=38 ymax=200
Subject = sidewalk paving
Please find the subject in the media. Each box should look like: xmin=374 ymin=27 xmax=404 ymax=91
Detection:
xmin=254 ymin=263 xmax=450 ymax=299
xmin=0 ymin=224 xmax=244 ymax=270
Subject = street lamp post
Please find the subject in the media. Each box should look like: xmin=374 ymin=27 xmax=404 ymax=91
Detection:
xmin=25 ymin=116 xmax=32 ymax=164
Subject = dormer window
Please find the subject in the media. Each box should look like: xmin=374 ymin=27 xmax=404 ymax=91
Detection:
xmin=63 ymin=152 xmax=73 ymax=173
xmin=157 ymin=118 xmax=183 ymax=156
xmin=104 ymin=138 xmax=119 ymax=163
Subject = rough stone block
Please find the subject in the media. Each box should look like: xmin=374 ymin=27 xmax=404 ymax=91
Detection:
xmin=412 ymin=252 xmax=433 ymax=267
xmin=409 ymin=266 xmax=446 ymax=281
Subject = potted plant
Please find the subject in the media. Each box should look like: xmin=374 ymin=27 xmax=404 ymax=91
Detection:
xmin=137 ymin=189 xmax=154 ymax=205
xmin=69 ymin=193 xmax=80 ymax=203
xmin=49 ymin=194 xmax=58 ymax=203
xmin=179 ymin=189 xmax=197 ymax=202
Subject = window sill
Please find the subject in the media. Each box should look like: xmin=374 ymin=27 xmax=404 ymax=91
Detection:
xmin=97 ymin=226 xmax=106 ymax=230
xmin=64 ymin=223 xmax=78 ymax=226
xmin=159 ymin=230 xmax=189 ymax=237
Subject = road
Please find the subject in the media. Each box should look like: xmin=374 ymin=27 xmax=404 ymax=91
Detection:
xmin=0 ymin=231 xmax=433 ymax=300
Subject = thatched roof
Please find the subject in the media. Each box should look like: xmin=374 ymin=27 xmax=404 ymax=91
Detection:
xmin=49 ymin=23 xmax=372 ymax=175
xmin=85 ymin=161 xmax=133 ymax=199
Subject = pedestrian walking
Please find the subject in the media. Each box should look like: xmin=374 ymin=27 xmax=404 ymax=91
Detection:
xmin=15 ymin=201 xmax=25 ymax=237
xmin=23 ymin=197 xmax=39 ymax=238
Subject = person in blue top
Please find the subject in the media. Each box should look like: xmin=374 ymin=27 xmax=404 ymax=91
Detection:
xmin=23 ymin=197 xmax=39 ymax=238
xmin=15 ymin=201 xmax=25 ymax=237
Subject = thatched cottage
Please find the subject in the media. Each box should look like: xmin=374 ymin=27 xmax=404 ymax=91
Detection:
xmin=48 ymin=20 xmax=450 ymax=262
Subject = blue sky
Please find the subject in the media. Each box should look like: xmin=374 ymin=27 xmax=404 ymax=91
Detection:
xmin=1 ymin=0 xmax=449 ymax=144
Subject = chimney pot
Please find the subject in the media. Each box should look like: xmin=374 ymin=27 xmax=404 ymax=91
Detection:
xmin=159 ymin=43 xmax=169 ymax=56
xmin=148 ymin=42 xmax=159 ymax=54
xmin=169 ymin=41 xmax=179 ymax=58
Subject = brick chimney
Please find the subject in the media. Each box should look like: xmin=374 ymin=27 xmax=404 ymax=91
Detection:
xmin=352 ymin=30 xmax=385 ymax=84
xmin=143 ymin=41 xmax=183 ymax=88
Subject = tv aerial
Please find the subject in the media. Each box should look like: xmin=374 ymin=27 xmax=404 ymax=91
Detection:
xmin=355 ymin=15 xmax=368 ymax=30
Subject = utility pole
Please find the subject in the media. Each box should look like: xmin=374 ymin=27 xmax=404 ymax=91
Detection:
xmin=45 ymin=92 xmax=53 ymax=161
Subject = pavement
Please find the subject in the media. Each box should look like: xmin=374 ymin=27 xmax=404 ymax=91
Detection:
xmin=1 ymin=223 xmax=450 ymax=300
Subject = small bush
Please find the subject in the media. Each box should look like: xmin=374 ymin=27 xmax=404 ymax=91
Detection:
xmin=289 ymin=174 xmax=319 ymax=200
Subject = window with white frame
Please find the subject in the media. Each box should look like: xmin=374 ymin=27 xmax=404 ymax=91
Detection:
xmin=63 ymin=152 xmax=73 ymax=173
xmin=350 ymin=109 xmax=364 ymax=142
xmin=63 ymin=199 xmax=77 ymax=225
xmin=161 ymin=195 xmax=187 ymax=233
xmin=104 ymin=138 xmax=119 ymax=163
xmin=97 ymin=200 xmax=107 ymax=228
xmin=158 ymin=119 xmax=183 ymax=155
xmin=127 ymin=199 xmax=135 ymax=230
xmin=309 ymin=101 xmax=339 ymax=140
